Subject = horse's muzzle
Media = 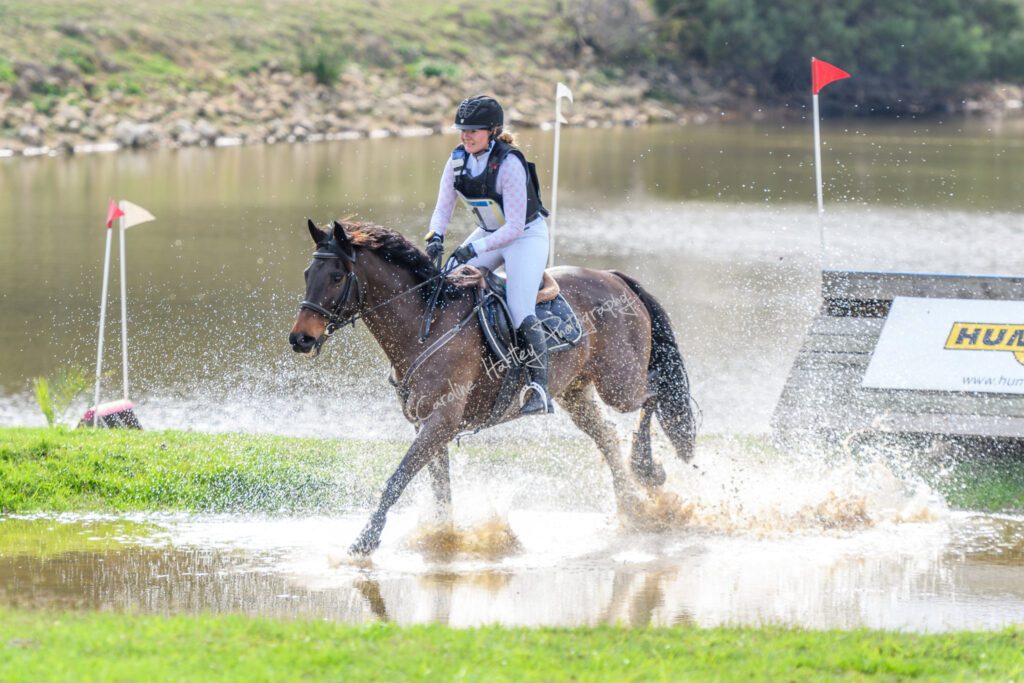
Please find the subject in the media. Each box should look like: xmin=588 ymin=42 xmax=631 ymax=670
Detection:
xmin=289 ymin=331 xmax=321 ymax=355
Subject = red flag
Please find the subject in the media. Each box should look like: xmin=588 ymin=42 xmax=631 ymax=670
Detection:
xmin=105 ymin=199 xmax=124 ymax=229
xmin=812 ymin=57 xmax=851 ymax=95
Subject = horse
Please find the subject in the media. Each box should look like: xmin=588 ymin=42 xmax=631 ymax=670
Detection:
xmin=289 ymin=219 xmax=696 ymax=555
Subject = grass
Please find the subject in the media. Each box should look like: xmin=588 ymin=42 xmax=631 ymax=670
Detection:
xmin=2 ymin=427 xmax=1023 ymax=515
xmin=932 ymin=455 xmax=1024 ymax=512
xmin=0 ymin=609 xmax=1020 ymax=681
xmin=0 ymin=0 xmax=567 ymax=95
xmin=0 ymin=426 xmax=405 ymax=514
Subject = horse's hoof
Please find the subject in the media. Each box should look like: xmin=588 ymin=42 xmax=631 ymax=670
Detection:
xmin=636 ymin=462 xmax=666 ymax=488
xmin=348 ymin=536 xmax=379 ymax=556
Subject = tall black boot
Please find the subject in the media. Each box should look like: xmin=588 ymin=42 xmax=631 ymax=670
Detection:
xmin=518 ymin=315 xmax=554 ymax=415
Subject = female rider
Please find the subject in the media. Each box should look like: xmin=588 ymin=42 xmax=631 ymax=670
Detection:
xmin=424 ymin=95 xmax=553 ymax=415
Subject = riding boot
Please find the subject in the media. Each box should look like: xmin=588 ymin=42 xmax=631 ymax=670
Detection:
xmin=518 ymin=315 xmax=554 ymax=415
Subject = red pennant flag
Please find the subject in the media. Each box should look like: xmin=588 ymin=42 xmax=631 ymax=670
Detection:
xmin=812 ymin=57 xmax=851 ymax=95
xmin=105 ymin=199 xmax=125 ymax=228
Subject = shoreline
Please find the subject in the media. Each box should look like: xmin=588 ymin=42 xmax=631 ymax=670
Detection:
xmin=4 ymin=64 xmax=1023 ymax=161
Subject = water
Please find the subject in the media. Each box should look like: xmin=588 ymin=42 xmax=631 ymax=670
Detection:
xmin=2 ymin=119 xmax=1024 ymax=435
xmin=2 ymin=507 xmax=1023 ymax=630
xmin=2 ymin=118 xmax=1024 ymax=630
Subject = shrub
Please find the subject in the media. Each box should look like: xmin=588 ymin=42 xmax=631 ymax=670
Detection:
xmin=653 ymin=0 xmax=1024 ymax=113
xmin=298 ymin=41 xmax=349 ymax=86
xmin=33 ymin=368 xmax=89 ymax=428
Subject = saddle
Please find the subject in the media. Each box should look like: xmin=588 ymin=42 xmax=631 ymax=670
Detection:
xmin=447 ymin=265 xmax=584 ymax=368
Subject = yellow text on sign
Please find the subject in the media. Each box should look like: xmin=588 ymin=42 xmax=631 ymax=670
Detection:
xmin=945 ymin=322 xmax=1024 ymax=365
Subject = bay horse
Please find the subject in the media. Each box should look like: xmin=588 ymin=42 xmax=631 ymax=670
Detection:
xmin=289 ymin=220 xmax=695 ymax=555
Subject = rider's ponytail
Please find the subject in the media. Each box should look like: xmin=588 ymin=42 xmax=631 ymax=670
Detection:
xmin=492 ymin=126 xmax=518 ymax=147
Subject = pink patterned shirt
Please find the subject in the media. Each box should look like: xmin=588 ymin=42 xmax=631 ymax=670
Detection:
xmin=428 ymin=144 xmax=529 ymax=254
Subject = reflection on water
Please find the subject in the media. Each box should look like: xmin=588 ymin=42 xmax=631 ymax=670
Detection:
xmin=2 ymin=507 xmax=1023 ymax=632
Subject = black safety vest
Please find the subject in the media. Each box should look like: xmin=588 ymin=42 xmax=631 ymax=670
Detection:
xmin=451 ymin=140 xmax=549 ymax=230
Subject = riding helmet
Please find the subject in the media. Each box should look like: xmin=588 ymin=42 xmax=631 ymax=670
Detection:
xmin=453 ymin=95 xmax=503 ymax=130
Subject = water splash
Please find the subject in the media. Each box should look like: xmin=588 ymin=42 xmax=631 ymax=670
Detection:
xmin=405 ymin=518 xmax=522 ymax=562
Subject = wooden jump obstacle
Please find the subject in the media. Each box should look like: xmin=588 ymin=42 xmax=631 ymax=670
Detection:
xmin=772 ymin=269 xmax=1024 ymax=451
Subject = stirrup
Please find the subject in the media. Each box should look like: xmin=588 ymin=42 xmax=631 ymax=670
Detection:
xmin=519 ymin=382 xmax=554 ymax=414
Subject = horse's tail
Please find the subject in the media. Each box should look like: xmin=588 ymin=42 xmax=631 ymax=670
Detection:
xmin=611 ymin=271 xmax=696 ymax=461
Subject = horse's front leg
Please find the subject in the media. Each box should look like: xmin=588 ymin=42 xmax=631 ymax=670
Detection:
xmin=349 ymin=414 xmax=459 ymax=556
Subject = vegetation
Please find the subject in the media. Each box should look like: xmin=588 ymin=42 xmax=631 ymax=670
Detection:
xmin=928 ymin=454 xmax=1024 ymax=512
xmin=31 ymin=368 xmax=88 ymax=428
xmin=0 ymin=427 xmax=404 ymax=514
xmin=0 ymin=609 xmax=1021 ymax=682
xmin=651 ymin=0 xmax=1024 ymax=113
xmin=1 ymin=427 xmax=1021 ymax=515
xmin=0 ymin=0 xmax=565 ymax=96
xmin=297 ymin=38 xmax=349 ymax=86
xmin=2 ymin=1 xmax=1022 ymax=117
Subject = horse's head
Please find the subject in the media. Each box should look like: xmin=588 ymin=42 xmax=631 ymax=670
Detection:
xmin=289 ymin=219 xmax=361 ymax=355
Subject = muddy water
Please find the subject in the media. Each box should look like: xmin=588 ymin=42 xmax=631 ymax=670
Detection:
xmin=2 ymin=508 xmax=1022 ymax=630
xmin=3 ymin=443 xmax=1024 ymax=631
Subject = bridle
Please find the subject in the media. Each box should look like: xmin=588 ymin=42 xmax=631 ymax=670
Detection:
xmin=298 ymin=239 xmax=447 ymax=343
xmin=298 ymin=240 xmax=364 ymax=338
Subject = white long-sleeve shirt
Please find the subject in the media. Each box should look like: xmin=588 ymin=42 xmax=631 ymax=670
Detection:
xmin=428 ymin=143 xmax=530 ymax=254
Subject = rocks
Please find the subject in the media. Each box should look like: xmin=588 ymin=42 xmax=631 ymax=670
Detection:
xmin=25 ymin=58 xmax=1019 ymax=159
xmin=17 ymin=125 xmax=42 ymax=146
xmin=113 ymin=120 xmax=158 ymax=149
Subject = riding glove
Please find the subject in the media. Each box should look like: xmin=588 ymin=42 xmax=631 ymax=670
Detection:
xmin=452 ymin=243 xmax=477 ymax=264
xmin=425 ymin=231 xmax=444 ymax=260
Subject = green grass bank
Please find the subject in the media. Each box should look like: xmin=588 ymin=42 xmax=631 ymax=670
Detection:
xmin=1 ymin=609 xmax=1022 ymax=682
xmin=0 ymin=426 xmax=406 ymax=514
xmin=1 ymin=426 xmax=1023 ymax=515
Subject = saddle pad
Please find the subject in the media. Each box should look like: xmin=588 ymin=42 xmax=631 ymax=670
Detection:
xmin=478 ymin=290 xmax=584 ymax=370
xmin=447 ymin=265 xmax=559 ymax=303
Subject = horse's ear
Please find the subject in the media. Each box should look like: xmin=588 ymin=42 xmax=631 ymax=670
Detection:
xmin=307 ymin=218 xmax=327 ymax=245
xmin=332 ymin=220 xmax=351 ymax=246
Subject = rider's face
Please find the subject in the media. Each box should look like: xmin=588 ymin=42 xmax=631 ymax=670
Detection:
xmin=460 ymin=128 xmax=490 ymax=155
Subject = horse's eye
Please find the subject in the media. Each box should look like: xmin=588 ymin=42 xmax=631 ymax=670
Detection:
xmin=333 ymin=273 xmax=343 ymax=283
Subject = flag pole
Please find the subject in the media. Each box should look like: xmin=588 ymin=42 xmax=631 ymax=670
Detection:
xmin=91 ymin=223 xmax=114 ymax=426
xmin=548 ymin=82 xmax=573 ymax=268
xmin=118 ymin=204 xmax=130 ymax=400
xmin=810 ymin=57 xmax=851 ymax=271
xmin=812 ymin=91 xmax=825 ymax=269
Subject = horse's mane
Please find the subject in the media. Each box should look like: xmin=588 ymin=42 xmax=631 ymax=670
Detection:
xmin=345 ymin=222 xmax=439 ymax=283
xmin=342 ymin=222 xmax=467 ymax=303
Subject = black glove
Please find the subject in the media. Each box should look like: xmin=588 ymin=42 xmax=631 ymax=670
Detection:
xmin=425 ymin=232 xmax=444 ymax=260
xmin=452 ymin=243 xmax=477 ymax=264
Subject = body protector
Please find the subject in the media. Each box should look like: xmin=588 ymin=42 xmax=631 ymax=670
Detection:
xmin=451 ymin=139 xmax=549 ymax=232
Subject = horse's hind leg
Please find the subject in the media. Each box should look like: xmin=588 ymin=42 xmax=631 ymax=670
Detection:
xmin=630 ymin=397 xmax=666 ymax=488
xmin=427 ymin=447 xmax=452 ymax=523
xmin=558 ymin=381 xmax=640 ymax=512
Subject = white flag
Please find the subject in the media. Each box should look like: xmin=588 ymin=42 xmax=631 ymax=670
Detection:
xmin=119 ymin=200 xmax=155 ymax=229
xmin=555 ymin=82 xmax=573 ymax=124
xmin=556 ymin=82 xmax=574 ymax=104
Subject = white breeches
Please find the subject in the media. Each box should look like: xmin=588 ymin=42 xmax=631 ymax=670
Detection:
xmin=460 ymin=219 xmax=549 ymax=328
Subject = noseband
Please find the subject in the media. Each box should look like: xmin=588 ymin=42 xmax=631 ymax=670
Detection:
xmin=299 ymin=241 xmax=363 ymax=337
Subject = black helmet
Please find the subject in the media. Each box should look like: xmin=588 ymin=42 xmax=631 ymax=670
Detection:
xmin=453 ymin=95 xmax=503 ymax=130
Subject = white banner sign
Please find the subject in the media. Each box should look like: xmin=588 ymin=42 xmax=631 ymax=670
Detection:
xmin=862 ymin=297 xmax=1024 ymax=393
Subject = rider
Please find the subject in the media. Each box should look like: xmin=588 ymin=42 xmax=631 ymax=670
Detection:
xmin=424 ymin=95 xmax=554 ymax=415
